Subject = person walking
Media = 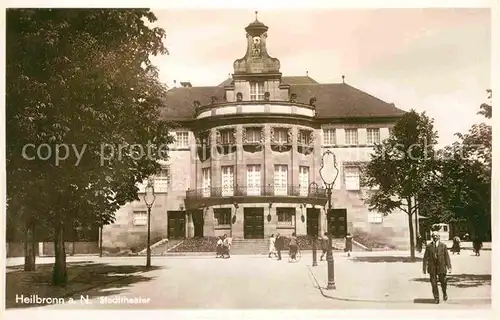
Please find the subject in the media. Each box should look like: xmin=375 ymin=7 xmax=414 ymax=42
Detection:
xmin=288 ymin=232 xmax=298 ymax=261
xmin=320 ymin=232 xmax=329 ymax=261
xmin=222 ymin=234 xmax=231 ymax=258
xmin=268 ymin=234 xmax=277 ymax=258
xmin=423 ymin=232 xmax=452 ymax=304
xmin=344 ymin=233 xmax=353 ymax=257
xmin=416 ymin=234 xmax=423 ymax=253
xmin=472 ymin=236 xmax=483 ymax=256
xmin=216 ymin=236 xmax=223 ymax=258
xmin=451 ymin=236 xmax=461 ymax=255
xmin=275 ymin=233 xmax=284 ymax=261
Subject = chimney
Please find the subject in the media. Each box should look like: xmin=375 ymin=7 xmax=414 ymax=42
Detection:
xmin=180 ymin=81 xmax=193 ymax=88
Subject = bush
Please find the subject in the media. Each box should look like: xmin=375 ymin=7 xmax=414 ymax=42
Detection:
xmin=169 ymin=237 xmax=218 ymax=252
xmin=353 ymin=228 xmax=396 ymax=250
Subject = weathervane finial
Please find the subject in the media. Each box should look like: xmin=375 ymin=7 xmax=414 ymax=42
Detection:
xmin=255 ymin=10 xmax=258 ymax=20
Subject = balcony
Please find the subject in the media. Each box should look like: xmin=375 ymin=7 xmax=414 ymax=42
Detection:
xmin=184 ymin=185 xmax=328 ymax=209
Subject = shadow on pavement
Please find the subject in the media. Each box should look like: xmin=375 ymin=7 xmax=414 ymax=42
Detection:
xmin=410 ymin=274 xmax=491 ymax=288
xmin=6 ymin=262 xmax=163 ymax=309
xmin=350 ymin=256 xmax=423 ymax=263
xmin=413 ymin=298 xmax=437 ymax=304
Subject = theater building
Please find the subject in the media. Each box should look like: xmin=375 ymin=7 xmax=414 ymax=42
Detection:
xmin=102 ymin=17 xmax=410 ymax=250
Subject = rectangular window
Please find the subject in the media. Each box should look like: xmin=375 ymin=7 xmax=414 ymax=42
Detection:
xmin=221 ymin=166 xmax=234 ymax=196
xmin=202 ymin=168 xmax=211 ymax=197
xmin=345 ymin=129 xmax=358 ymax=145
xmin=299 ymin=166 xmax=309 ymax=196
xmin=175 ymin=131 xmax=189 ymax=148
xmin=246 ymin=165 xmax=261 ymax=196
xmin=367 ymin=128 xmax=380 ymax=145
xmin=220 ymin=129 xmax=235 ymax=145
xmin=345 ymin=166 xmax=360 ymax=190
xmin=155 ymin=165 xmax=170 ymax=192
xmin=277 ymin=208 xmax=295 ymax=226
xmin=368 ymin=212 xmax=383 ymax=224
xmin=274 ymin=165 xmax=288 ymax=196
xmin=323 ymin=128 xmax=336 ymax=145
xmin=274 ymin=128 xmax=288 ymax=144
xmin=250 ymin=82 xmax=265 ymax=101
xmin=298 ymin=130 xmax=310 ymax=145
xmin=246 ymin=127 xmax=262 ymax=143
xmin=214 ymin=208 xmax=232 ymax=226
xmin=133 ymin=211 xmax=147 ymax=226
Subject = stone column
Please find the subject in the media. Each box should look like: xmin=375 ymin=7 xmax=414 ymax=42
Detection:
xmin=211 ymin=128 xmax=221 ymax=188
xmin=203 ymin=207 xmax=215 ymax=237
xmin=232 ymin=206 xmax=244 ymax=239
xmin=291 ymin=127 xmax=300 ymax=188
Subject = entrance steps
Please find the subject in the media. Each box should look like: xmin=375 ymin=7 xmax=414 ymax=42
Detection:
xmin=230 ymin=239 xmax=269 ymax=255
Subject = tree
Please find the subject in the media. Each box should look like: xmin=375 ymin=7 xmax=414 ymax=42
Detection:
xmin=361 ymin=110 xmax=439 ymax=259
xmin=428 ymin=90 xmax=492 ymax=240
xmin=6 ymin=9 xmax=173 ymax=285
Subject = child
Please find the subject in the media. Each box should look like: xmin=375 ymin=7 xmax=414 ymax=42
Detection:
xmin=345 ymin=233 xmax=353 ymax=257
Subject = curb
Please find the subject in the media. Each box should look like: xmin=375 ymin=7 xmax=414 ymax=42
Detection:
xmin=307 ymin=266 xmax=491 ymax=304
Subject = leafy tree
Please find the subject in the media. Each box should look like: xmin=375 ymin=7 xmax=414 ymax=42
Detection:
xmin=361 ymin=110 xmax=439 ymax=259
xmin=6 ymin=9 xmax=173 ymax=285
xmin=428 ymin=90 xmax=492 ymax=240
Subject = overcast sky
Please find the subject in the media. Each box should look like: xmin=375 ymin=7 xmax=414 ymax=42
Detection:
xmin=149 ymin=8 xmax=491 ymax=147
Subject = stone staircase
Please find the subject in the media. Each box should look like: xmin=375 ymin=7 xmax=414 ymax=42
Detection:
xmin=230 ymin=239 xmax=269 ymax=255
xmin=138 ymin=239 xmax=183 ymax=256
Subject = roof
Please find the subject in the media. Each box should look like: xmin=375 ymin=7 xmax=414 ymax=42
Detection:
xmin=290 ymin=83 xmax=405 ymax=118
xmin=217 ymin=76 xmax=318 ymax=87
xmin=161 ymin=79 xmax=405 ymax=121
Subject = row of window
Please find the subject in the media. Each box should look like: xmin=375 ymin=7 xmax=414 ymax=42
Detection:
xmin=203 ymin=164 xmax=364 ymax=194
xmin=131 ymin=209 xmax=383 ymax=226
xmin=172 ymin=128 xmax=382 ymax=148
xmin=151 ymin=164 xmax=365 ymax=192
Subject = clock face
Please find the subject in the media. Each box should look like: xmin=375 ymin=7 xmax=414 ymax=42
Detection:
xmin=253 ymin=36 xmax=261 ymax=45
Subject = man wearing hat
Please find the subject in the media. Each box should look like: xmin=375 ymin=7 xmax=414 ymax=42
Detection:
xmin=423 ymin=232 xmax=452 ymax=304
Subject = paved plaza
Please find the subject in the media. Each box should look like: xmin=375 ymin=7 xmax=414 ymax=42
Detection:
xmin=5 ymin=249 xmax=491 ymax=310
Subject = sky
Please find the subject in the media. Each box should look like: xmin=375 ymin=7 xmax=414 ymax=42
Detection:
xmin=149 ymin=8 xmax=491 ymax=147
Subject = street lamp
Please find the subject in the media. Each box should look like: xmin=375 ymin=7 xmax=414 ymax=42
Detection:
xmin=143 ymin=179 xmax=156 ymax=268
xmin=319 ymin=150 xmax=339 ymax=290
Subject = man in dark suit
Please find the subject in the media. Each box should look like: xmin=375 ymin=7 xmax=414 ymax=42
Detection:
xmin=423 ymin=232 xmax=452 ymax=304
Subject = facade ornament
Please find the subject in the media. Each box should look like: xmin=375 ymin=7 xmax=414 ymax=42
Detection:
xmin=309 ymin=97 xmax=316 ymax=106
xmin=270 ymin=125 xmax=292 ymax=144
xmin=264 ymin=91 xmax=270 ymax=101
xmin=236 ymin=92 xmax=243 ymax=102
xmin=211 ymin=96 xmax=218 ymax=105
xmin=289 ymin=93 xmax=297 ymax=103
xmin=193 ymin=100 xmax=201 ymax=108
xmin=252 ymin=36 xmax=261 ymax=57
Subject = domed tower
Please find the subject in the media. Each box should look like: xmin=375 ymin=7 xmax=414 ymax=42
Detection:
xmin=233 ymin=12 xmax=281 ymax=80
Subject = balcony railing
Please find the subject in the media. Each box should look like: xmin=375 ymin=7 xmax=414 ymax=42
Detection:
xmin=186 ymin=185 xmax=327 ymax=200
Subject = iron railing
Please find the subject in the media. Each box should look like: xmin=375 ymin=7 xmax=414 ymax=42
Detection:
xmin=186 ymin=185 xmax=327 ymax=200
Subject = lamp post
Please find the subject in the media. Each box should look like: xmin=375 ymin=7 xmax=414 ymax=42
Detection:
xmin=319 ymin=150 xmax=339 ymax=290
xmin=143 ymin=179 xmax=156 ymax=268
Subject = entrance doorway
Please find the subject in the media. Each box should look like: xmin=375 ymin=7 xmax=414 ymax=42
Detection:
xmin=307 ymin=208 xmax=320 ymax=237
xmin=168 ymin=211 xmax=186 ymax=239
xmin=327 ymin=209 xmax=347 ymax=238
xmin=191 ymin=209 xmax=204 ymax=237
xmin=244 ymin=208 xmax=264 ymax=239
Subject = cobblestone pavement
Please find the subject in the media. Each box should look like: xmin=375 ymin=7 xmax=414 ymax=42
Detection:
xmin=4 ymin=250 xmax=491 ymax=310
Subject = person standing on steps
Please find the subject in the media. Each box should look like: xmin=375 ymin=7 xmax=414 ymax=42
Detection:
xmin=268 ymin=234 xmax=277 ymax=258
xmin=275 ymin=233 xmax=284 ymax=260
xmin=320 ymin=232 xmax=329 ymax=261
xmin=344 ymin=233 xmax=353 ymax=257
xmin=423 ymin=232 xmax=452 ymax=304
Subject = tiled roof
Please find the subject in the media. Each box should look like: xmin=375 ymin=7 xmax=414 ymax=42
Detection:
xmin=161 ymin=86 xmax=225 ymax=121
xmin=161 ymin=79 xmax=405 ymax=121
xmin=290 ymin=83 xmax=405 ymax=119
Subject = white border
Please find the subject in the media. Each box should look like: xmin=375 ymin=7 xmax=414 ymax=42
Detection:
xmin=1 ymin=1 xmax=498 ymax=320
